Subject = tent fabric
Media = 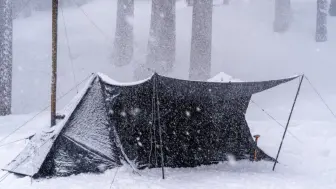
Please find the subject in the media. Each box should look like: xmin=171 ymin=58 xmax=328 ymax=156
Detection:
xmin=105 ymin=74 xmax=298 ymax=168
xmin=36 ymin=78 xmax=120 ymax=177
xmin=3 ymin=76 xmax=121 ymax=177
xmin=2 ymin=75 xmax=98 ymax=177
xmin=3 ymin=73 xmax=298 ymax=178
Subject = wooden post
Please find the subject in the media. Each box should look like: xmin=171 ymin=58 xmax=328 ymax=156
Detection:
xmin=272 ymin=75 xmax=304 ymax=171
xmin=51 ymin=0 xmax=59 ymax=127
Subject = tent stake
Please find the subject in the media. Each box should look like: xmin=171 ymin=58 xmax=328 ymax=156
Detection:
xmin=272 ymin=75 xmax=304 ymax=171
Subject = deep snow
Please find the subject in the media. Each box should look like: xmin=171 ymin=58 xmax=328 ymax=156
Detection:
xmin=2 ymin=0 xmax=336 ymax=188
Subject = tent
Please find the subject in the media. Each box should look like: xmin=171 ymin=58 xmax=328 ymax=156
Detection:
xmin=2 ymin=73 xmax=298 ymax=178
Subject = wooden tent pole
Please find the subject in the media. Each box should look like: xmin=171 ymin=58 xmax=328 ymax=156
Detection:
xmin=51 ymin=0 xmax=59 ymax=127
xmin=272 ymin=75 xmax=304 ymax=171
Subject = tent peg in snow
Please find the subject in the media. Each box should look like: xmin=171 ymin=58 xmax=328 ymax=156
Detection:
xmin=2 ymin=72 xmax=301 ymax=179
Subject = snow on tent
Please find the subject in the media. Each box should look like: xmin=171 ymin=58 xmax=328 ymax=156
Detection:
xmin=207 ymin=72 xmax=243 ymax=83
xmin=2 ymin=73 xmax=299 ymax=178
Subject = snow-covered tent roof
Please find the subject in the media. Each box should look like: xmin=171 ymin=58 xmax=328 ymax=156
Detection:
xmin=208 ymin=72 xmax=242 ymax=82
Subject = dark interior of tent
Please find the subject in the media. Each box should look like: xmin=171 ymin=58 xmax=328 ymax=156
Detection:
xmin=34 ymin=74 xmax=296 ymax=177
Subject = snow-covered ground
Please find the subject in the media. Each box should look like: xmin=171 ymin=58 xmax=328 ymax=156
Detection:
xmin=2 ymin=0 xmax=336 ymax=188
xmin=0 ymin=112 xmax=335 ymax=188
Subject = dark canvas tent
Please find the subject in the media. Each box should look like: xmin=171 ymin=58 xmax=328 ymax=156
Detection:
xmin=2 ymin=73 xmax=298 ymax=178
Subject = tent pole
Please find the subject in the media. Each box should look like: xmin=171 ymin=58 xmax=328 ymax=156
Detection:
xmin=272 ymin=75 xmax=304 ymax=171
xmin=51 ymin=0 xmax=59 ymax=127
xmin=155 ymin=75 xmax=165 ymax=179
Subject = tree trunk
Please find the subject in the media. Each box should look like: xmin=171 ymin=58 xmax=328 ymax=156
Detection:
xmin=316 ymin=0 xmax=328 ymax=42
xmin=112 ymin=0 xmax=134 ymax=66
xmin=273 ymin=0 xmax=291 ymax=32
xmin=329 ymin=0 xmax=336 ymax=16
xmin=0 ymin=0 xmax=13 ymax=116
xmin=135 ymin=0 xmax=175 ymax=80
xmin=189 ymin=0 xmax=213 ymax=81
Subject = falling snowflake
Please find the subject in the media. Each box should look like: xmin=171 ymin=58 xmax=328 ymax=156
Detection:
xmin=130 ymin=107 xmax=141 ymax=116
xmin=136 ymin=137 xmax=140 ymax=141
xmin=185 ymin=111 xmax=191 ymax=117
xmin=226 ymin=154 xmax=237 ymax=166
xmin=186 ymin=131 xmax=190 ymax=135
xmin=120 ymin=111 xmax=127 ymax=117
xmin=196 ymin=107 xmax=201 ymax=112
xmin=138 ymin=142 xmax=143 ymax=147
xmin=125 ymin=15 xmax=134 ymax=27
xmin=109 ymin=110 xmax=114 ymax=115
xmin=149 ymin=35 xmax=156 ymax=43
xmin=97 ymin=164 xmax=108 ymax=172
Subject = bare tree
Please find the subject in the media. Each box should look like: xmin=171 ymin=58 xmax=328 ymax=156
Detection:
xmin=0 ymin=0 xmax=13 ymax=116
xmin=135 ymin=0 xmax=175 ymax=80
xmin=112 ymin=0 xmax=134 ymax=66
xmin=273 ymin=0 xmax=291 ymax=32
xmin=316 ymin=0 xmax=328 ymax=42
xmin=189 ymin=0 xmax=213 ymax=81
xmin=329 ymin=0 xmax=336 ymax=16
xmin=186 ymin=0 xmax=193 ymax=6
